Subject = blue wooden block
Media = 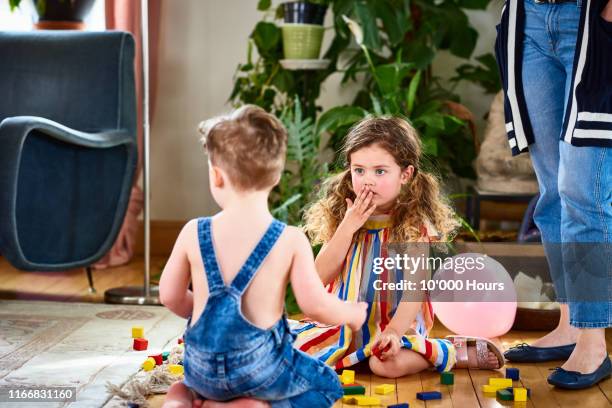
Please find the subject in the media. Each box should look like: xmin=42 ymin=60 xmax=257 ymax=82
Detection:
xmin=416 ymin=391 xmax=442 ymax=401
xmin=388 ymin=404 xmax=409 ymax=408
xmin=505 ymin=367 xmax=520 ymax=380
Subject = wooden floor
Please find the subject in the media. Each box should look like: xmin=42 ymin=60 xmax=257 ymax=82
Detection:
xmin=1 ymin=256 xmax=610 ymax=407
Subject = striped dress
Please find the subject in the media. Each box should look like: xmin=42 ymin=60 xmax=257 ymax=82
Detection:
xmin=292 ymin=214 xmax=456 ymax=372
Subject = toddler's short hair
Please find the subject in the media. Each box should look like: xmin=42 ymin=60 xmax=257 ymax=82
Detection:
xmin=199 ymin=105 xmax=287 ymax=191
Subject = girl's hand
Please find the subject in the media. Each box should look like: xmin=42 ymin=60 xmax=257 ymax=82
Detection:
xmin=371 ymin=329 xmax=402 ymax=361
xmin=347 ymin=301 xmax=368 ymax=332
xmin=341 ymin=186 xmax=377 ymax=234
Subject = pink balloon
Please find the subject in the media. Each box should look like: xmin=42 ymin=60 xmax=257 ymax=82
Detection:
xmin=431 ymin=253 xmax=517 ymax=338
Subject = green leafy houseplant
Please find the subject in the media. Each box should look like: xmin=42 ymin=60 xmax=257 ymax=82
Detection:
xmin=232 ymin=0 xmax=501 ymax=183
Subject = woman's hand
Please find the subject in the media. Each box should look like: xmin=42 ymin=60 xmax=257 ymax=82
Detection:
xmin=602 ymin=0 xmax=612 ymax=22
xmin=340 ymin=186 xmax=377 ymax=234
xmin=371 ymin=328 xmax=402 ymax=361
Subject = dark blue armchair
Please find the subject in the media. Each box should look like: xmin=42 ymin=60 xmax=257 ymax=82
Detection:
xmin=0 ymin=31 xmax=138 ymax=291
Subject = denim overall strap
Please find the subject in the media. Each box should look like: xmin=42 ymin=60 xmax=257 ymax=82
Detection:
xmin=197 ymin=217 xmax=225 ymax=294
xmin=231 ymin=219 xmax=286 ymax=295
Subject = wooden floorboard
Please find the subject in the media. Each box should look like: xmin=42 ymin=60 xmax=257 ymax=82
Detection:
xmin=1 ymin=255 xmax=611 ymax=407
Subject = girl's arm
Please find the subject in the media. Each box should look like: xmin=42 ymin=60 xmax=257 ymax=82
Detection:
xmin=290 ymin=228 xmax=367 ymax=329
xmin=159 ymin=220 xmax=196 ymax=319
xmin=374 ymin=240 xmax=430 ymax=358
xmin=315 ymin=186 xmax=377 ymax=285
xmin=385 ymin=240 xmax=430 ymax=335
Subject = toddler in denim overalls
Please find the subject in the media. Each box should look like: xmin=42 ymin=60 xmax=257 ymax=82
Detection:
xmin=160 ymin=106 xmax=367 ymax=408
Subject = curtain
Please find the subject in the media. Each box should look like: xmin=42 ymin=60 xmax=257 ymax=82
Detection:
xmin=94 ymin=0 xmax=161 ymax=269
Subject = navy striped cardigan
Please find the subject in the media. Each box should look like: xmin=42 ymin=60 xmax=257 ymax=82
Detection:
xmin=495 ymin=0 xmax=612 ymax=156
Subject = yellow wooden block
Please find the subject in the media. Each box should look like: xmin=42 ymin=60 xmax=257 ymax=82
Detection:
xmin=141 ymin=357 xmax=155 ymax=371
xmin=342 ymin=396 xmax=357 ymax=404
xmin=374 ymin=383 xmax=395 ymax=395
xmin=513 ymin=388 xmax=528 ymax=402
xmin=488 ymin=378 xmax=513 ymax=388
xmin=168 ymin=364 xmax=184 ymax=376
xmin=341 ymin=369 xmax=355 ymax=385
xmin=354 ymin=395 xmax=381 ymax=406
xmin=482 ymin=384 xmax=504 ymax=393
xmin=132 ymin=326 xmax=144 ymax=338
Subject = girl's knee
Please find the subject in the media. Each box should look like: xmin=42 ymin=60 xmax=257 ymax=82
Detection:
xmin=368 ymin=356 xmax=399 ymax=378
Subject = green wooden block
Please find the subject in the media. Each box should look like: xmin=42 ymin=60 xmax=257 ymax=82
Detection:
xmin=162 ymin=351 xmax=170 ymax=361
xmin=496 ymin=389 xmax=513 ymax=401
xmin=343 ymin=385 xmax=366 ymax=395
xmin=441 ymin=371 xmax=454 ymax=385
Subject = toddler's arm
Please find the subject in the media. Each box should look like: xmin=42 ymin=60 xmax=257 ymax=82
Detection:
xmin=159 ymin=220 xmax=195 ymax=319
xmin=289 ymin=228 xmax=366 ymax=330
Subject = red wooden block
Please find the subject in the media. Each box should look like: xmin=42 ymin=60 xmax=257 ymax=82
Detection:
xmin=149 ymin=354 xmax=163 ymax=365
xmin=133 ymin=338 xmax=148 ymax=351
xmin=372 ymin=344 xmax=391 ymax=359
xmin=178 ymin=338 xmax=184 ymax=345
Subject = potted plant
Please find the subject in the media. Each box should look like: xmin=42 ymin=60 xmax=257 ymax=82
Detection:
xmin=280 ymin=0 xmax=329 ymax=60
xmin=8 ymin=0 xmax=97 ymax=30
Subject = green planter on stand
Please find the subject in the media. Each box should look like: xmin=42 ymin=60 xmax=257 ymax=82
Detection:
xmin=282 ymin=23 xmax=324 ymax=60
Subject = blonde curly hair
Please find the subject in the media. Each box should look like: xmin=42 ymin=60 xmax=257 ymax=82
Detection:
xmin=304 ymin=116 xmax=459 ymax=244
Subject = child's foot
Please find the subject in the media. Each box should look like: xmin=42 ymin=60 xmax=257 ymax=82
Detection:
xmin=448 ymin=336 xmax=503 ymax=369
xmin=203 ymin=398 xmax=270 ymax=408
xmin=467 ymin=343 xmax=501 ymax=369
xmin=163 ymin=381 xmax=196 ymax=408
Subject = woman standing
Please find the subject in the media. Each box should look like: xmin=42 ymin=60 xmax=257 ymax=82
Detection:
xmin=495 ymin=0 xmax=612 ymax=389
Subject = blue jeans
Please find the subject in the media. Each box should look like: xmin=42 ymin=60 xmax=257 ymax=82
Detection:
xmin=522 ymin=0 xmax=612 ymax=328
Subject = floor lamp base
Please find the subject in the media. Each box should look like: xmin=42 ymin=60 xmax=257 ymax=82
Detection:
xmin=104 ymin=285 xmax=161 ymax=305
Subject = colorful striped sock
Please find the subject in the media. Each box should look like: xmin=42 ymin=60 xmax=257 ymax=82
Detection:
xmin=401 ymin=335 xmax=457 ymax=372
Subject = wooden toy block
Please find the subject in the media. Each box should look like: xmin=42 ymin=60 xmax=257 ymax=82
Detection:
xmin=162 ymin=351 xmax=170 ymax=361
xmin=488 ymin=378 xmax=512 ymax=388
xmin=388 ymin=404 xmax=409 ymax=408
xmin=371 ymin=343 xmax=391 ymax=359
xmin=496 ymin=389 xmax=513 ymax=401
xmin=343 ymin=385 xmax=366 ymax=395
xmin=505 ymin=386 xmax=530 ymax=396
xmin=142 ymin=357 xmax=156 ymax=371
xmin=354 ymin=395 xmax=381 ymax=406
xmin=340 ymin=369 xmax=355 ymax=385
xmin=505 ymin=367 xmax=520 ymax=380
xmin=440 ymin=371 xmax=454 ymax=385
xmin=513 ymin=388 xmax=528 ymax=402
xmin=133 ymin=338 xmax=148 ymax=351
xmin=416 ymin=391 xmax=442 ymax=401
xmin=482 ymin=384 xmax=504 ymax=393
xmin=374 ymin=383 xmax=395 ymax=395
xmin=149 ymin=354 xmax=163 ymax=365
xmin=168 ymin=364 xmax=184 ymax=376
xmin=342 ymin=396 xmax=357 ymax=404
xmin=131 ymin=326 xmax=144 ymax=338
xmin=178 ymin=338 xmax=184 ymax=345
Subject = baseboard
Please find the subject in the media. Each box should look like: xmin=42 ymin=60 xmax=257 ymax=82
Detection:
xmin=134 ymin=220 xmax=186 ymax=257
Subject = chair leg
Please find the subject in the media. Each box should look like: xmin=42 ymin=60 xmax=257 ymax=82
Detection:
xmin=86 ymin=266 xmax=96 ymax=294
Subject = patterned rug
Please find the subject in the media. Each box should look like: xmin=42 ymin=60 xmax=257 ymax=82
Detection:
xmin=0 ymin=300 xmax=185 ymax=407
